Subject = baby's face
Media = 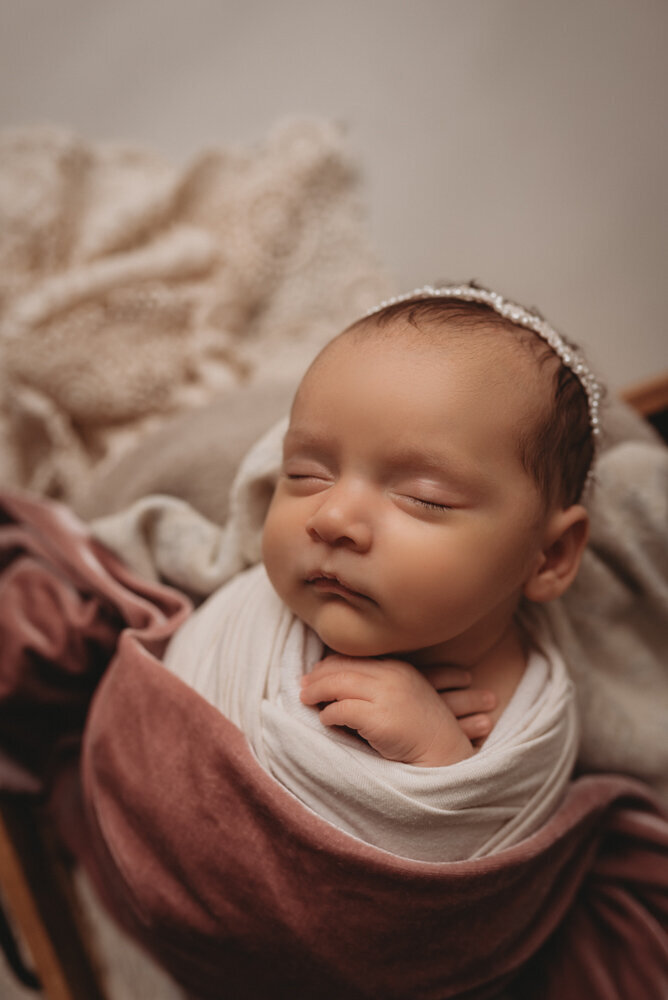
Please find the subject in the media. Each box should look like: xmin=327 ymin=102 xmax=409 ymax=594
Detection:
xmin=262 ymin=324 xmax=550 ymax=666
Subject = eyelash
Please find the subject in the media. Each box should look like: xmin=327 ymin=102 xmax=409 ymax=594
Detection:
xmin=406 ymin=496 xmax=452 ymax=512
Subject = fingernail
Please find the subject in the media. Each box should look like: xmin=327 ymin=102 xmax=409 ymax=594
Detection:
xmin=474 ymin=717 xmax=491 ymax=735
xmin=481 ymin=692 xmax=496 ymax=710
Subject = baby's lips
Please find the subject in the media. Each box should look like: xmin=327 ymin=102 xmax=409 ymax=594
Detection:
xmin=310 ymin=569 xmax=379 ymax=605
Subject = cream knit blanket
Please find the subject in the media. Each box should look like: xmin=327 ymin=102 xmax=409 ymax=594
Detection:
xmin=0 ymin=121 xmax=389 ymax=505
xmin=162 ymin=561 xmax=577 ymax=863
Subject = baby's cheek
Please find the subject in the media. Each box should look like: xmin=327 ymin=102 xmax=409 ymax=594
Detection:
xmin=262 ymin=519 xmax=297 ymax=605
xmin=261 ymin=518 xmax=282 ymax=586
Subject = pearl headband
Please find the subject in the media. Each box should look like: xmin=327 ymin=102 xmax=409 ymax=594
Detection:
xmin=365 ymin=283 xmax=603 ymax=446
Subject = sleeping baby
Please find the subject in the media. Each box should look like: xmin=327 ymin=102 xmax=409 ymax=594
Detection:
xmin=164 ymin=283 xmax=601 ymax=862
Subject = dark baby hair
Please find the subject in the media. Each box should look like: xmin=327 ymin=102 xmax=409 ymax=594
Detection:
xmin=352 ymin=294 xmax=597 ymax=509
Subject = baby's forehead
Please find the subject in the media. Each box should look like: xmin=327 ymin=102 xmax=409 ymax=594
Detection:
xmin=294 ymin=317 xmax=553 ymax=437
xmin=304 ymin=315 xmax=553 ymax=394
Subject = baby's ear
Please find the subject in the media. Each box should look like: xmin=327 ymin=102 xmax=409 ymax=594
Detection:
xmin=523 ymin=505 xmax=589 ymax=604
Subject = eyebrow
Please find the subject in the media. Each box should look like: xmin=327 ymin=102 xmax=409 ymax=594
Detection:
xmin=282 ymin=428 xmax=330 ymax=453
xmin=381 ymin=446 xmax=485 ymax=492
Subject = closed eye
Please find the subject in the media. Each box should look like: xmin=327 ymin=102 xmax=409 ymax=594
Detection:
xmin=282 ymin=470 xmax=333 ymax=492
xmin=407 ymin=496 xmax=453 ymax=512
xmin=285 ymin=473 xmax=329 ymax=482
xmin=385 ymin=492 xmax=454 ymax=515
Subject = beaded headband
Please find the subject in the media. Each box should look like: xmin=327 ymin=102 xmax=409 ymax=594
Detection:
xmin=365 ymin=283 xmax=603 ymax=449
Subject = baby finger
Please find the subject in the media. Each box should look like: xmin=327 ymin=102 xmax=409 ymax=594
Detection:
xmin=457 ymin=712 xmax=493 ymax=741
xmin=421 ymin=665 xmax=472 ymax=691
xmin=300 ymin=670 xmax=376 ymax=707
xmin=440 ymin=688 xmax=496 ymax=718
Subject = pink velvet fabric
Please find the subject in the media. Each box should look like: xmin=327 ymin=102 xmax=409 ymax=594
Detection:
xmin=1 ymin=491 xmax=667 ymax=999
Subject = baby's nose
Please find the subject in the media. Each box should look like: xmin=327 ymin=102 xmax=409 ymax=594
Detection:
xmin=306 ymin=487 xmax=372 ymax=552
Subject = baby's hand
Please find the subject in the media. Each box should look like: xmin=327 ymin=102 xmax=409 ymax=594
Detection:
xmin=420 ymin=664 xmax=497 ymax=745
xmin=300 ymin=655 xmax=492 ymax=767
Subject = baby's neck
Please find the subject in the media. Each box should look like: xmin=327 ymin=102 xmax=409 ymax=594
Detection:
xmin=409 ymin=617 xmax=527 ymax=672
xmin=466 ymin=624 xmax=529 ymax=728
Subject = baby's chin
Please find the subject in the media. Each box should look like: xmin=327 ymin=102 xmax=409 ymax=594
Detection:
xmin=284 ymin=595 xmax=412 ymax=659
xmin=314 ymin=631 xmax=402 ymax=661
xmin=315 ymin=628 xmax=439 ymax=668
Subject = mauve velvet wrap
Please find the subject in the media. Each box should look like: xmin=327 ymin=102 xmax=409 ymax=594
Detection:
xmin=1 ymin=491 xmax=667 ymax=1000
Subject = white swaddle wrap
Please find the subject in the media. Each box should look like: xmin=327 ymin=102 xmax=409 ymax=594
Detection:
xmin=164 ymin=562 xmax=578 ymax=862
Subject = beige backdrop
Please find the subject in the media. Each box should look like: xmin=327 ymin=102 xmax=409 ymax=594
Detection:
xmin=1 ymin=0 xmax=666 ymax=390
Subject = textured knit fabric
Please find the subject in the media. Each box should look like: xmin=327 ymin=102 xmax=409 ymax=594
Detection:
xmin=0 ymin=121 xmax=389 ymax=504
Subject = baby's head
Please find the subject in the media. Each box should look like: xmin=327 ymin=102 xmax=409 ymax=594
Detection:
xmin=354 ymin=290 xmax=599 ymax=510
xmin=262 ymin=285 xmax=600 ymax=666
